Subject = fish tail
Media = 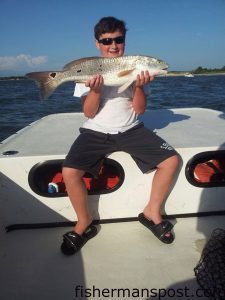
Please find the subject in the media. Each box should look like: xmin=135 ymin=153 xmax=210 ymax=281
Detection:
xmin=26 ymin=71 xmax=62 ymax=100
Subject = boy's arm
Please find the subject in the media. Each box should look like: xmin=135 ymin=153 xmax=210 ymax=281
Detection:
xmin=82 ymin=75 xmax=104 ymax=118
xmin=132 ymin=71 xmax=154 ymax=114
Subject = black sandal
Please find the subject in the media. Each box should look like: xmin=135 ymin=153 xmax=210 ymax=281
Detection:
xmin=138 ymin=213 xmax=174 ymax=244
xmin=61 ymin=224 xmax=98 ymax=255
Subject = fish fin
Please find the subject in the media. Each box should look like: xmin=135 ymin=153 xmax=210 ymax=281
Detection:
xmin=63 ymin=57 xmax=100 ymax=70
xmin=117 ymin=79 xmax=134 ymax=93
xmin=26 ymin=71 xmax=62 ymax=100
xmin=117 ymin=69 xmax=134 ymax=77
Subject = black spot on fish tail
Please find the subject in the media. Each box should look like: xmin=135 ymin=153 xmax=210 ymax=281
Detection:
xmin=26 ymin=71 xmax=62 ymax=100
xmin=77 ymin=70 xmax=81 ymax=73
xmin=50 ymin=72 xmax=57 ymax=78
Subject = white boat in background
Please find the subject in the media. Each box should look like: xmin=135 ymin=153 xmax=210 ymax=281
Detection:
xmin=184 ymin=73 xmax=194 ymax=77
xmin=1 ymin=108 xmax=225 ymax=299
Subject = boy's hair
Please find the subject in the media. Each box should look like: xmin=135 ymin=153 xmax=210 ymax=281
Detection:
xmin=94 ymin=16 xmax=127 ymax=40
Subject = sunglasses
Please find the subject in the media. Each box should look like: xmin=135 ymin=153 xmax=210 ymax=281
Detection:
xmin=98 ymin=36 xmax=125 ymax=45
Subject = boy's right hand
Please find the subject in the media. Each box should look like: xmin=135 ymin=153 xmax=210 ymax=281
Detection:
xmin=85 ymin=74 xmax=104 ymax=93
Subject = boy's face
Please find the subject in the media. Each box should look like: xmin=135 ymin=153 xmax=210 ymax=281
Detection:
xmin=96 ymin=31 xmax=125 ymax=58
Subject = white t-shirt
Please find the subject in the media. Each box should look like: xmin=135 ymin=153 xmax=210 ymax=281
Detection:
xmin=74 ymin=83 xmax=140 ymax=134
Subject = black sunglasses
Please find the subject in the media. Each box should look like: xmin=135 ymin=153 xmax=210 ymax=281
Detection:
xmin=98 ymin=36 xmax=125 ymax=45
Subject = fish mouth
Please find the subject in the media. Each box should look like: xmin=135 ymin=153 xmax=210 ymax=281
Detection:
xmin=159 ymin=65 xmax=169 ymax=71
xmin=161 ymin=64 xmax=169 ymax=71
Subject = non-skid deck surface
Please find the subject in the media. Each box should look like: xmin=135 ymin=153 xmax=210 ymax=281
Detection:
xmin=1 ymin=215 xmax=224 ymax=300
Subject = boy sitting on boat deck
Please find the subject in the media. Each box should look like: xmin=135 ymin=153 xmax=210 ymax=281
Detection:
xmin=61 ymin=16 xmax=179 ymax=254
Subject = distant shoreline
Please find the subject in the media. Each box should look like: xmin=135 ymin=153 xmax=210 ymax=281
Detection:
xmin=0 ymin=72 xmax=225 ymax=81
xmin=166 ymin=72 xmax=225 ymax=77
xmin=0 ymin=76 xmax=26 ymax=81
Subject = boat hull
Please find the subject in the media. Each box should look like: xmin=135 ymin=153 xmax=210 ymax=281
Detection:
xmin=1 ymin=108 xmax=225 ymax=230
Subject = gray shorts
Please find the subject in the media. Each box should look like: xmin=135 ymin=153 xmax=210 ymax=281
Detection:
xmin=63 ymin=123 xmax=177 ymax=176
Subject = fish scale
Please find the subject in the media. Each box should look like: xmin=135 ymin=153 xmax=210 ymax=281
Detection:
xmin=66 ymin=56 xmax=136 ymax=75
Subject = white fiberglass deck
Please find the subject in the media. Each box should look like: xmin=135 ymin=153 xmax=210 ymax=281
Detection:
xmin=1 ymin=108 xmax=225 ymax=157
xmin=1 ymin=108 xmax=225 ymax=299
xmin=1 ymin=215 xmax=223 ymax=300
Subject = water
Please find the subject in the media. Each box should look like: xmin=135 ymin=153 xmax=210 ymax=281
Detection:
xmin=0 ymin=75 xmax=225 ymax=142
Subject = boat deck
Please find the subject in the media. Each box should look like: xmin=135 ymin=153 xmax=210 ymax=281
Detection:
xmin=1 ymin=108 xmax=225 ymax=157
xmin=1 ymin=108 xmax=225 ymax=299
xmin=1 ymin=215 xmax=224 ymax=300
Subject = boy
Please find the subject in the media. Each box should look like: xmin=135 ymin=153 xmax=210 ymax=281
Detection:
xmin=61 ymin=17 xmax=179 ymax=254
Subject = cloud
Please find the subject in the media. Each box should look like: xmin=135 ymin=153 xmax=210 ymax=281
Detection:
xmin=0 ymin=54 xmax=48 ymax=71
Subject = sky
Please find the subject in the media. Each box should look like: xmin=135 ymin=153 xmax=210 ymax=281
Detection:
xmin=0 ymin=0 xmax=225 ymax=76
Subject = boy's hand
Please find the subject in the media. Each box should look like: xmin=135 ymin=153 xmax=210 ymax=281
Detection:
xmin=135 ymin=71 xmax=154 ymax=88
xmin=85 ymin=74 xmax=104 ymax=93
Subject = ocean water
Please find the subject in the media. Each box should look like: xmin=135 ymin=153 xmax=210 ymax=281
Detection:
xmin=0 ymin=75 xmax=225 ymax=142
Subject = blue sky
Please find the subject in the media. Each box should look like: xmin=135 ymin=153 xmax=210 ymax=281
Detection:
xmin=0 ymin=0 xmax=225 ymax=76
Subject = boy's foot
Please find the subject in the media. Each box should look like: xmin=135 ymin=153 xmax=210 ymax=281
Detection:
xmin=138 ymin=213 xmax=174 ymax=244
xmin=61 ymin=224 xmax=98 ymax=255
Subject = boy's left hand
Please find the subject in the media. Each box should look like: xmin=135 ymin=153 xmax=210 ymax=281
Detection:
xmin=135 ymin=71 xmax=154 ymax=88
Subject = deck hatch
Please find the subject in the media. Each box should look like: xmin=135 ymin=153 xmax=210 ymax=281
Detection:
xmin=185 ymin=150 xmax=225 ymax=188
xmin=28 ymin=158 xmax=125 ymax=197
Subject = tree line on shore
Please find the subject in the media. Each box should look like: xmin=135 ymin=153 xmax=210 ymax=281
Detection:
xmin=0 ymin=76 xmax=26 ymax=80
xmin=193 ymin=66 xmax=225 ymax=74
